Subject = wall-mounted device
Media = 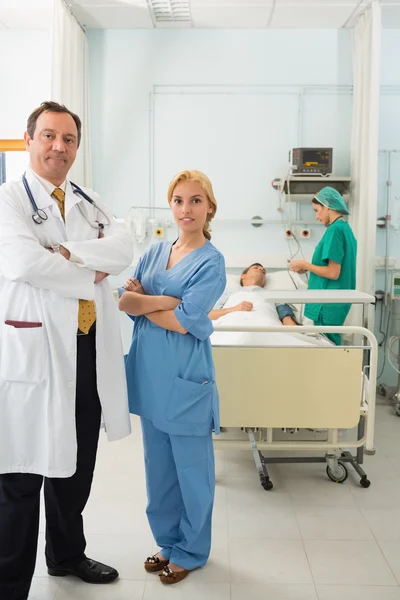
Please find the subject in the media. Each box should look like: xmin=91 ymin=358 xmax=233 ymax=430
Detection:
xmin=154 ymin=226 xmax=164 ymax=238
xmin=290 ymin=148 xmax=333 ymax=176
xmin=300 ymin=228 xmax=311 ymax=239
xmin=392 ymin=273 xmax=400 ymax=300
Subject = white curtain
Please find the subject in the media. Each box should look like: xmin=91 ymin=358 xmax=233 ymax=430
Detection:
xmin=51 ymin=0 xmax=91 ymax=187
xmin=350 ymin=1 xmax=381 ymax=299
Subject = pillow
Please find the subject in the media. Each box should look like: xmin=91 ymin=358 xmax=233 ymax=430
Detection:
xmin=224 ymin=269 xmax=306 ymax=292
xmin=265 ymin=270 xmax=307 ymax=292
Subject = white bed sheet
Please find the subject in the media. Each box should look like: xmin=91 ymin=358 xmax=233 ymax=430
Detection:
xmin=211 ymin=290 xmax=332 ymax=348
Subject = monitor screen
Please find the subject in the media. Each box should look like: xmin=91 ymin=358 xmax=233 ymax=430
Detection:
xmin=302 ymin=149 xmax=330 ymax=167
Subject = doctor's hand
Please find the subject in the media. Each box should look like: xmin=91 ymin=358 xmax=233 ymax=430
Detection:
xmin=124 ymin=278 xmax=145 ymax=295
xmin=46 ymin=245 xmax=71 ymax=260
xmin=289 ymin=260 xmax=307 ymax=274
xmin=233 ymin=301 xmax=253 ymax=313
xmin=95 ymin=271 xmax=109 ymax=284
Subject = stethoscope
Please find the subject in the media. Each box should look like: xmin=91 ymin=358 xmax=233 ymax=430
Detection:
xmin=22 ymin=172 xmax=110 ymax=231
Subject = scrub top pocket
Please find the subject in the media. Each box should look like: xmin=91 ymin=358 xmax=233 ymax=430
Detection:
xmin=168 ymin=376 xmax=213 ymax=426
xmin=0 ymin=323 xmax=47 ymax=384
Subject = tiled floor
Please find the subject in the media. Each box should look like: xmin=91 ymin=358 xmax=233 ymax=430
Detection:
xmin=31 ymin=396 xmax=400 ymax=599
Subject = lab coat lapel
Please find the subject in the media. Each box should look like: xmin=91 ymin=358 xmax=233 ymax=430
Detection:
xmin=65 ymin=180 xmax=83 ymax=218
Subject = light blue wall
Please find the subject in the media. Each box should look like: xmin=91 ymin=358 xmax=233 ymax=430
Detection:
xmin=87 ymin=29 xmax=352 ymax=217
xmin=88 ymin=28 xmax=400 ymax=370
xmin=87 ymin=28 xmax=353 ymax=259
xmin=87 ymin=28 xmax=354 ymax=352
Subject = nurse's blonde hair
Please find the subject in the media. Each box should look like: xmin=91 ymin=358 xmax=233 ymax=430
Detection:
xmin=167 ymin=170 xmax=217 ymax=241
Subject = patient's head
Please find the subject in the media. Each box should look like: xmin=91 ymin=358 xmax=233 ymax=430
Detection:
xmin=240 ymin=263 xmax=266 ymax=287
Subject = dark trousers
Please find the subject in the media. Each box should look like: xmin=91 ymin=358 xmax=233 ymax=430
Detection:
xmin=0 ymin=329 xmax=101 ymax=600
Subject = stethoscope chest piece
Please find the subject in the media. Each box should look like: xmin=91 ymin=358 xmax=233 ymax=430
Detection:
xmin=32 ymin=209 xmax=48 ymax=225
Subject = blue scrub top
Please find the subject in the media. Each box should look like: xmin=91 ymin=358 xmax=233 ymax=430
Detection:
xmin=122 ymin=240 xmax=226 ymax=436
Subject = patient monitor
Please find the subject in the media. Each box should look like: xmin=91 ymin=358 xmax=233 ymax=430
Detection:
xmin=392 ymin=273 xmax=400 ymax=301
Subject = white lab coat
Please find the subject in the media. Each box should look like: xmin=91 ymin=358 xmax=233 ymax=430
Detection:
xmin=0 ymin=169 xmax=133 ymax=477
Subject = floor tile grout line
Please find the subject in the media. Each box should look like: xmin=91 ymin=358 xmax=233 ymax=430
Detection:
xmin=53 ymin=577 xmax=63 ymax=600
xmin=375 ymin=538 xmax=400 ymax=586
xmin=142 ymin=578 xmax=148 ymax=600
xmin=220 ymin=471 xmax=232 ymax=588
xmin=292 ymin=501 xmax=319 ymax=598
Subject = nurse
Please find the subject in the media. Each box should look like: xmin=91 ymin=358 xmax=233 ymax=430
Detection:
xmin=119 ymin=170 xmax=226 ymax=585
xmin=289 ymin=186 xmax=357 ymax=345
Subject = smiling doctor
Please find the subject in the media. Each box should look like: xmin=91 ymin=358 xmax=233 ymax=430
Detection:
xmin=0 ymin=102 xmax=133 ymax=600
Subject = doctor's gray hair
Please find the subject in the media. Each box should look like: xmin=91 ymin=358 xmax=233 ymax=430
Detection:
xmin=27 ymin=101 xmax=82 ymax=146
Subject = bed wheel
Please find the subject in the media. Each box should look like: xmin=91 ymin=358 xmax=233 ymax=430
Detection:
xmin=261 ymin=477 xmax=273 ymax=491
xmin=360 ymin=477 xmax=371 ymax=488
xmin=326 ymin=460 xmax=348 ymax=484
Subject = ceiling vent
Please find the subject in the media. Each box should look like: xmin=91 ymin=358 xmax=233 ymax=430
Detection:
xmin=146 ymin=0 xmax=191 ymax=23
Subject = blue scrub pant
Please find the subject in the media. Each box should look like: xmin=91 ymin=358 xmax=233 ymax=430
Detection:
xmin=141 ymin=417 xmax=215 ymax=571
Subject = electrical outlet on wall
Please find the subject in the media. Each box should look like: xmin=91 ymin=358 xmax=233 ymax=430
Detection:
xmin=284 ymin=229 xmax=294 ymax=239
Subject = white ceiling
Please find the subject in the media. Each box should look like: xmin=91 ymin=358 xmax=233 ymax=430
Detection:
xmin=0 ymin=0 xmax=399 ymax=30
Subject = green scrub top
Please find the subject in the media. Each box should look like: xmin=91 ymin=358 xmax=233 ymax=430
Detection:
xmin=304 ymin=219 xmax=357 ymax=345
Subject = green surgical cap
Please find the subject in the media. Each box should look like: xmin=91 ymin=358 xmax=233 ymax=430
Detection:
xmin=314 ymin=187 xmax=349 ymax=215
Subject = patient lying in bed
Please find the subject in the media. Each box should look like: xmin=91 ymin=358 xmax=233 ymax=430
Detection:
xmin=210 ymin=263 xmax=331 ymax=348
xmin=209 ymin=263 xmax=299 ymax=326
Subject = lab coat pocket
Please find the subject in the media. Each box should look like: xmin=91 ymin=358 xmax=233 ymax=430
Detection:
xmin=1 ymin=323 xmax=46 ymax=384
xmin=168 ymin=376 xmax=213 ymax=425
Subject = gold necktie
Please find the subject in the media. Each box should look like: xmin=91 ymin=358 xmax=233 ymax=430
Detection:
xmin=52 ymin=188 xmax=96 ymax=335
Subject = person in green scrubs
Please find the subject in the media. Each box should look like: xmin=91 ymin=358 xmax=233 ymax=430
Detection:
xmin=289 ymin=186 xmax=357 ymax=345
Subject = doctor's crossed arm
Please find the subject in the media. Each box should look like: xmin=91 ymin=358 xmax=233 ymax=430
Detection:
xmin=45 ymin=243 xmax=108 ymax=284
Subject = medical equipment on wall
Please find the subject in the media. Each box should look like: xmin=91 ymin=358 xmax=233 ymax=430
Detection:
xmin=392 ymin=273 xmax=400 ymax=301
xmin=22 ymin=172 xmax=110 ymax=231
xmin=126 ymin=208 xmax=147 ymax=243
xmin=289 ymin=147 xmax=333 ymax=176
xmin=392 ymin=197 xmax=400 ymax=232
xmin=153 ymin=226 xmax=164 ymax=238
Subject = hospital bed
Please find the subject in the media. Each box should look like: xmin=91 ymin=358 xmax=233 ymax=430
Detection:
xmin=211 ymin=289 xmax=377 ymax=491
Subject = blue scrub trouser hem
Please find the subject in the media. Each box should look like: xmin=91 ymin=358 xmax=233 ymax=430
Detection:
xmin=157 ymin=546 xmax=208 ymax=570
xmin=159 ymin=548 xmax=171 ymax=561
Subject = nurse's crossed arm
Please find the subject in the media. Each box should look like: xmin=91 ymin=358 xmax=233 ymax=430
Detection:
xmin=147 ymin=257 xmax=225 ymax=341
xmin=119 ymin=289 xmax=180 ymax=316
xmin=146 ymin=309 xmax=187 ymax=334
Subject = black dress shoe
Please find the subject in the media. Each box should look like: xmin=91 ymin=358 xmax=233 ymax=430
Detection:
xmin=48 ymin=557 xmax=119 ymax=584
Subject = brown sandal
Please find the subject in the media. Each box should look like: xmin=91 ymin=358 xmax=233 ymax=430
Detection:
xmin=159 ymin=565 xmax=189 ymax=585
xmin=144 ymin=555 xmax=169 ymax=573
